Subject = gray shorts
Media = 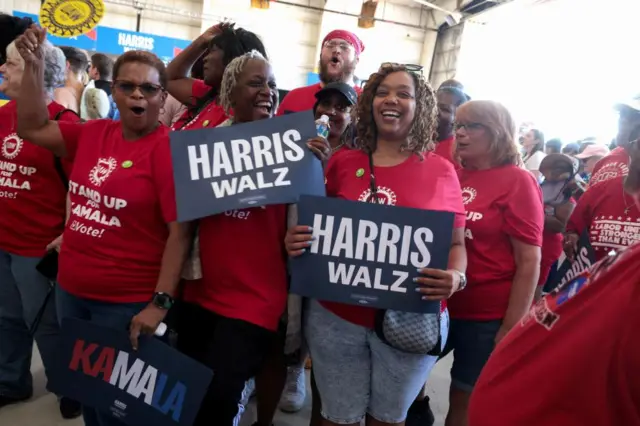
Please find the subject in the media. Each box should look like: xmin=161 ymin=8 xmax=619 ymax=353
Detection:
xmin=305 ymin=300 xmax=448 ymax=424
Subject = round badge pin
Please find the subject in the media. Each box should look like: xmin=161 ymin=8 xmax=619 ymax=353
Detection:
xmin=122 ymin=160 xmax=133 ymax=169
xmin=356 ymin=168 xmax=365 ymax=178
xmin=202 ymin=120 xmax=210 ymax=127
xmin=39 ymin=0 xmax=105 ymax=38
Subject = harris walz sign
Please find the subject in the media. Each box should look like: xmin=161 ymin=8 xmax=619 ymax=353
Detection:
xmin=48 ymin=319 xmax=213 ymax=426
xmin=547 ymin=230 xmax=596 ymax=291
xmin=170 ymin=111 xmax=326 ymax=222
xmin=290 ymin=195 xmax=454 ymax=314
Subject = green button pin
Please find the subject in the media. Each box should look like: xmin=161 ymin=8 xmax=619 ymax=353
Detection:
xmin=203 ymin=120 xmax=210 ymax=127
xmin=122 ymin=160 xmax=133 ymax=169
xmin=356 ymin=168 xmax=365 ymax=178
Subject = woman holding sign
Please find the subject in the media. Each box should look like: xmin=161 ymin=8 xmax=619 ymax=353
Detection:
xmin=445 ymin=100 xmax=544 ymax=426
xmin=175 ymin=50 xmax=330 ymax=426
xmin=15 ymin=26 xmax=191 ymax=426
xmin=286 ymin=63 xmax=467 ymax=426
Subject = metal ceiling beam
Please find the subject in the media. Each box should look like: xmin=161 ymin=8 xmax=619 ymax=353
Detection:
xmin=271 ymin=0 xmax=437 ymax=31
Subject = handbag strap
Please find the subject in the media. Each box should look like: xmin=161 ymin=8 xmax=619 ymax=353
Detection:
xmin=367 ymin=150 xmax=379 ymax=204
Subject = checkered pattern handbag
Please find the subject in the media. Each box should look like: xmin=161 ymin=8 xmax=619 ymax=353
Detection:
xmin=374 ymin=308 xmax=442 ymax=355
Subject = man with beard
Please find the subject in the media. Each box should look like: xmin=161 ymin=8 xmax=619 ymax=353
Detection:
xmin=277 ymin=29 xmax=364 ymax=115
xmin=433 ymin=79 xmax=470 ymax=167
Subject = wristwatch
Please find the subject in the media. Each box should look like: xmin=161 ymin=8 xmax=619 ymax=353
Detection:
xmin=453 ymin=270 xmax=467 ymax=291
xmin=151 ymin=292 xmax=175 ymax=310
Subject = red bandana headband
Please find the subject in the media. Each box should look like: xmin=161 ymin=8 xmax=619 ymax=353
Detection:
xmin=323 ymin=30 xmax=365 ymax=57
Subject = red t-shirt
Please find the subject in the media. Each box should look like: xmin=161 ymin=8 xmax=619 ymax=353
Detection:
xmin=0 ymin=101 xmax=78 ymax=257
xmin=57 ymin=120 xmax=177 ymax=303
xmin=589 ymin=146 xmax=629 ymax=188
xmin=448 ymin=165 xmax=544 ymax=320
xmin=433 ymin=136 xmax=460 ymax=169
xmin=171 ymin=80 xmax=227 ymax=131
xmin=469 ymin=242 xmax=640 ymax=426
xmin=181 ymin=205 xmax=288 ymax=331
xmin=566 ymin=176 xmax=640 ymax=260
xmin=321 ymin=150 xmax=466 ymax=328
xmin=277 ymin=82 xmax=363 ymax=115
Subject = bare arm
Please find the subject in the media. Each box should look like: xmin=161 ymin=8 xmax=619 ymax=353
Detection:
xmin=166 ymin=24 xmax=225 ymax=105
xmin=544 ymin=201 xmax=575 ymax=234
xmin=503 ymin=238 xmax=541 ymax=331
xmin=129 ymin=221 xmax=193 ymax=349
xmin=16 ymin=28 xmax=67 ymax=157
xmin=448 ymin=227 xmax=467 ymax=273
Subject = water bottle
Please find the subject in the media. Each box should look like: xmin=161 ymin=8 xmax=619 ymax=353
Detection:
xmin=315 ymin=114 xmax=330 ymax=139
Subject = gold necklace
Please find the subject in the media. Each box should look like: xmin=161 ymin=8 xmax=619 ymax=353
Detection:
xmin=623 ymin=183 xmax=636 ymax=214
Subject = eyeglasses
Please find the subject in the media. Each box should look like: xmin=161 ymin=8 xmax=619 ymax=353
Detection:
xmin=323 ymin=41 xmax=353 ymax=52
xmin=113 ymin=80 xmax=164 ymax=97
xmin=380 ymin=63 xmax=424 ymax=75
xmin=454 ymin=122 xmax=486 ymax=132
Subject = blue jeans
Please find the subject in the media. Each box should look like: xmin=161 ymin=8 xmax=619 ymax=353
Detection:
xmin=56 ymin=285 xmax=147 ymax=426
xmin=0 ymin=249 xmax=60 ymax=399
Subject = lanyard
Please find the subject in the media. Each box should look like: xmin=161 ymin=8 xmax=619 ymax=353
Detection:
xmin=367 ymin=150 xmax=380 ymax=204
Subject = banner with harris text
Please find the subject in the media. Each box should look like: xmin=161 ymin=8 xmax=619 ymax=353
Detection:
xmin=290 ymin=195 xmax=455 ymax=313
xmin=546 ymin=230 xmax=596 ymax=292
xmin=48 ymin=319 xmax=213 ymax=426
xmin=170 ymin=111 xmax=326 ymax=222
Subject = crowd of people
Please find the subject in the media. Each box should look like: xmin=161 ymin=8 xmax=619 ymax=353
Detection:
xmin=0 ymin=10 xmax=639 ymax=426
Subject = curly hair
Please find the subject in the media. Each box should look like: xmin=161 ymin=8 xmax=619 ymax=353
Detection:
xmin=354 ymin=63 xmax=438 ymax=155
xmin=219 ymin=50 xmax=277 ymax=116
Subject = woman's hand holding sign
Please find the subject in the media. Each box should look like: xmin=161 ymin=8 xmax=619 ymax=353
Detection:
xmin=414 ymin=268 xmax=461 ymax=301
xmin=285 ymin=226 xmax=314 ymax=257
xmin=129 ymin=305 xmax=168 ymax=351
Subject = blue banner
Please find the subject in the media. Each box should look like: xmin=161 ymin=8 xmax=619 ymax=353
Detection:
xmin=170 ymin=111 xmax=326 ymax=222
xmin=48 ymin=319 xmax=213 ymax=426
xmin=546 ymin=230 xmax=595 ymax=292
xmin=13 ymin=12 xmax=190 ymax=62
xmin=289 ymin=195 xmax=454 ymax=313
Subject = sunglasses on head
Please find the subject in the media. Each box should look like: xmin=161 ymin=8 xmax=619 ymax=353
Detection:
xmin=113 ymin=80 xmax=163 ymax=97
xmin=380 ymin=62 xmax=424 ymax=75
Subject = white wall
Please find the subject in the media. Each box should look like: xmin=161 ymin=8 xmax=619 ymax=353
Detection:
xmin=0 ymin=0 xmax=201 ymax=40
xmin=201 ymin=0 xmax=437 ymax=90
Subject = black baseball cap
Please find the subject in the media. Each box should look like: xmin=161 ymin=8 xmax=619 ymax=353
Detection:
xmin=315 ymin=82 xmax=358 ymax=106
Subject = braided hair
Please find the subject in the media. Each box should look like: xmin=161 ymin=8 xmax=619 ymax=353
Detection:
xmin=183 ymin=24 xmax=267 ymax=126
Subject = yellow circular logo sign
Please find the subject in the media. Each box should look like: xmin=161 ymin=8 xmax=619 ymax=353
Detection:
xmin=40 ymin=0 xmax=105 ymax=38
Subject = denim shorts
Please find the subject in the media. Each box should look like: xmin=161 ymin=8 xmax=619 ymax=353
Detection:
xmin=441 ymin=318 xmax=502 ymax=393
xmin=305 ymin=300 xmax=448 ymax=424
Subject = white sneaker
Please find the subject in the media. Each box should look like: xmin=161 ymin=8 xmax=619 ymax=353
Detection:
xmin=240 ymin=378 xmax=256 ymax=408
xmin=279 ymin=367 xmax=306 ymax=413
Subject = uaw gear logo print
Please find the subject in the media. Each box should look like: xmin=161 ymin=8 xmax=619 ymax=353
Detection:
xmin=590 ymin=162 xmax=629 ymax=186
xmin=39 ymin=0 xmax=105 ymax=38
xmin=89 ymin=157 xmax=117 ymax=187
xmin=461 ymin=187 xmax=476 ymax=205
xmin=358 ymin=186 xmax=397 ymax=205
xmin=1 ymin=133 xmax=23 ymax=160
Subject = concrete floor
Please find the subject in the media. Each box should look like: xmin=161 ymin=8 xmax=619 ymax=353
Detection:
xmin=0 ymin=349 xmax=452 ymax=426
